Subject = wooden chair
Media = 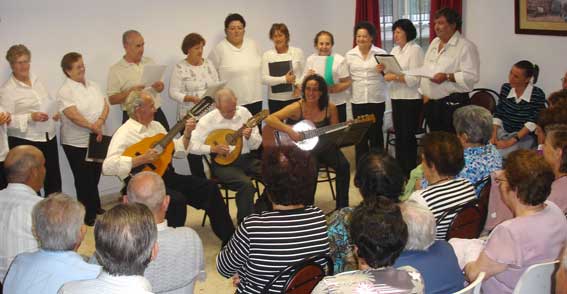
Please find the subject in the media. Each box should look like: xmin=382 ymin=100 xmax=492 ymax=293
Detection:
xmin=439 ymin=199 xmax=484 ymax=241
xmin=513 ymin=260 xmax=559 ymax=294
xmin=453 ymin=272 xmax=485 ymax=294
xmin=262 ymin=254 xmax=334 ymax=294
xmin=470 ymin=88 xmax=499 ymax=113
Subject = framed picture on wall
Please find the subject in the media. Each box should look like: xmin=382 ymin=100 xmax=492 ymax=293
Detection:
xmin=515 ymin=0 xmax=567 ymax=36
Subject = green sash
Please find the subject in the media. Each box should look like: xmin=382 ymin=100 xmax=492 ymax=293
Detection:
xmin=324 ymin=55 xmax=335 ymax=86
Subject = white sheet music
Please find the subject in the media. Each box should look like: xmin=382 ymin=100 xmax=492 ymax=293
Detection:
xmin=140 ymin=65 xmax=167 ymax=87
xmin=403 ymin=66 xmax=436 ymax=79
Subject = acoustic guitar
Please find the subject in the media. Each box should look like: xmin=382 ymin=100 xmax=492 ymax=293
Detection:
xmin=122 ymin=96 xmax=214 ymax=176
xmin=206 ymin=109 xmax=269 ymax=166
xmin=262 ymin=114 xmax=376 ymax=151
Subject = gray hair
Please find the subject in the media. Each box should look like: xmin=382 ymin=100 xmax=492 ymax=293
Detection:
xmin=214 ymin=88 xmax=237 ymax=105
xmin=126 ymin=171 xmax=166 ymax=213
xmin=94 ymin=203 xmax=157 ymax=276
xmin=399 ymin=201 xmax=436 ymax=251
xmin=122 ymin=30 xmax=141 ymax=45
xmin=4 ymin=145 xmax=43 ymax=183
xmin=32 ymin=193 xmax=85 ymax=251
xmin=453 ymin=105 xmax=493 ymax=145
xmin=124 ymin=90 xmax=151 ymax=118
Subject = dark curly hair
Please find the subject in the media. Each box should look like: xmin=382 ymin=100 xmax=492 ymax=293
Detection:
xmin=354 ymin=21 xmax=377 ymax=40
xmin=504 ymin=150 xmax=554 ymax=206
xmin=434 ymin=7 xmax=462 ymax=30
xmin=421 ymin=131 xmax=464 ymax=177
xmin=354 ymin=150 xmax=404 ymax=202
xmin=392 ymin=19 xmax=417 ymax=42
xmin=224 ymin=13 xmax=246 ymax=30
xmin=301 ymin=74 xmax=329 ymax=111
xmin=546 ymin=126 xmax=567 ymax=173
xmin=262 ymin=145 xmax=317 ymax=206
xmin=349 ymin=197 xmax=408 ymax=268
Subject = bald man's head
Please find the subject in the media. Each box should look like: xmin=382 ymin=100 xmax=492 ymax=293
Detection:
xmin=126 ymin=171 xmax=166 ymax=214
xmin=4 ymin=145 xmax=45 ymax=190
xmin=215 ymin=88 xmax=238 ymax=119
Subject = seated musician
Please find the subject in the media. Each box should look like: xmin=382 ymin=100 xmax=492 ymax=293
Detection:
xmin=102 ymin=90 xmax=235 ymax=245
xmin=264 ymin=74 xmax=350 ymax=210
xmin=190 ymin=88 xmax=262 ymax=223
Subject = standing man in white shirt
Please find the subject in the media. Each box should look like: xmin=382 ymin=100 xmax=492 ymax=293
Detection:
xmin=420 ymin=8 xmax=480 ymax=133
xmin=107 ymin=30 xmax=169 ymax=130
xmin=125 ymin=171 xmax=205 ymax=294
xmin=0 ymin=145 xmax=46 ymax=281
xmin=191 ymin=88 xmax=262 ymax=223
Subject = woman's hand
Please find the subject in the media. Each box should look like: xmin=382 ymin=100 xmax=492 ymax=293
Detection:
xmin=232 ymin=274 xmax=240 ymax=287
xmin=31 ymin=112 xmax=49 ymax=122
xmin=384 ymin=73 xmax=399 ymax=82
xmin=376 ymin=64 xmax=385 ymax=73
xmin=0 ymin=112 xmax=11 ymax=125
xmin=288 ymin=129 xmax=303 ymax=142
xmin=495 ymin=138 xmax=516 ymax=149
xmin=285 ymin=70 xmax=296 ymax=84
xmin=184 ymin=95 xmax=201 ymax=104
xmin=306 ymin=69 xmax=316 ymax=77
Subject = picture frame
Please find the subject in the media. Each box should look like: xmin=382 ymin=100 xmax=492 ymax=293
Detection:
xmin=515 ymin=0 xmax=567 ymax=36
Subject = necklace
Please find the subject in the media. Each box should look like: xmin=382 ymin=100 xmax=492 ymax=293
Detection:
xmin=429 ymin=176 xmax=453 ymax=186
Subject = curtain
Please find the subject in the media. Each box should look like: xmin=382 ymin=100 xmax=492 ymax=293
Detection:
xmin=429 ymin=0 xmax=463 ymax=41
xmin=354 ymin=0 xmax=382 ymax=48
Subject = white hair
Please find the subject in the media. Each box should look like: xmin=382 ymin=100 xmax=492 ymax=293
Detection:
xmin=399 ymin=201 xmax=436 ymax=251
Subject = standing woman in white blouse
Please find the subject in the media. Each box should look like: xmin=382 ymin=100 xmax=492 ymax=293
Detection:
xmin=378 ymin=19 xmax=424 ymax=175
xmin=303 ymin=31 xmax=351 ymax=122
xmin=57 ymin=52 xmax=109 ymax=226
xmin=169 ymin=33 xmax=219 ymax=179
xmin=262 ymin=23 xmax=304 ymax=114
xmin=209 ymin=13 xmax=263 ymax=116
xmin=346 ymin=21 xmax=388 ymax=165
xmin=0 ymin=44 xmax=62 ymax=195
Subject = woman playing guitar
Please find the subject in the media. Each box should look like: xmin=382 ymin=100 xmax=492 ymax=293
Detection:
xmin=264 ymin=74 xmax=350 ymax=210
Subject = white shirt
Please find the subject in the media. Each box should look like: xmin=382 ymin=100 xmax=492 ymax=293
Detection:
xmin=102 ymin=119 xmax=190 ymax=180
xmin=346 ymin=45 xmax=389 ymax=104
xmin=190 ymin=107 xmax=261 ymax=155
xmin=389 ymin=41 xmax=424 ymax=100
xmin=208 ymin=38 xmax=262 ymax=106
xmin=492 ymin=84 xmax=537 ymax=132
xmin=168 ymin=59 xmax=219 ymax=120
xmin=57 ymin=78 xmax=107 ymax=148
xmin=0 ymin=106 xmax=10 ymax=161
xmin=419 ymin=31 xmax=480 ymax=99
xmin=261 ymin=46 xmax=304 ymax=101
xmin=107 ymin=57 xmax=162 ymax=109
xmin=144 ymin=221 xmax=205 ymax=294
xmin=303 ymin=53 xmax=350 ymax=105
xmin=0 ymin=74 xmax=57 ymax=141
xmin=58 ymin=272 xmax=153 ymax=294
xmin=0 ymin=183 xmax=42 ymax=280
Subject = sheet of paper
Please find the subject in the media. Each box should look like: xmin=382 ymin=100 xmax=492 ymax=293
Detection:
xmin=202 ymin=81 xmax=227 ymax=98
xmin=403 ymin=66 xmax=436 ymax=79
xmin=36 ymin=99 xmax=58 ymax=132
xmin=375 ymin=54 xmax=403 ymax=75
xmin=309 ymin=56 xmax=327 ymax=75
xmin=140 ymin=65 xmax=167 ymax=87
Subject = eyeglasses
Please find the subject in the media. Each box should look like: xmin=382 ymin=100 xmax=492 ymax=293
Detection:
xmin=494 ymin=177 xmax=508 ymax=185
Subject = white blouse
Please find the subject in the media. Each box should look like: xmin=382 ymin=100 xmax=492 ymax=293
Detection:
xmin=302 ymin=53 xmax=350 ymax=105
xmin=389 ymin=41 xmax=424 ymax=100
xmin=261 ymin=46 xmax=304 ymax=101
xmin=346 ymin=45 xmax=388 ymax=104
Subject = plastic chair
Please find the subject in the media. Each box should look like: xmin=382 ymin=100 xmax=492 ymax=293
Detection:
xmin=439 ymin=199 xmax=484 ymax=241
xmin=453 ymin=272 xmax=485 ymax=294
xmin=262 ymin=254 xmax=334 ymax=294
xmin=513 ymin=260 xmax=559 ymax=294
xmin=470 ymin=88 xmax=499 ymax=113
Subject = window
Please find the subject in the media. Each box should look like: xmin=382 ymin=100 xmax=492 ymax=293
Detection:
xmin=378 ymin=0 xmax=430 ymax=52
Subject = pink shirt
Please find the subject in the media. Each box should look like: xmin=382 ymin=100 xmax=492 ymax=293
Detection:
xmin=482 ymin=201 xmax=567 ymax=294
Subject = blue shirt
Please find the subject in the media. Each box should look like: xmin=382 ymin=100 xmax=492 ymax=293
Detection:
xmin=460 ymin=144 xmax=502 ymax=195
xmin=394 ymin=240 xmax=464 ymax=294
xmin=3 ymin=249 xmax=101 ymax=294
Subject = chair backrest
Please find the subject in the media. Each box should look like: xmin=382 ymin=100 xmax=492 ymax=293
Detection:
xmin=262 ymin=254 xmax=334 ymax=294
xmin=470 ymin=88 xmax=499 ymax=113
xmin=453 ymin=272 xmax=485 ymax=294
xmin=513 ymin=260 xmax=559 ymax=294
xmin=439 ymin=199 xmax=484 ymax=240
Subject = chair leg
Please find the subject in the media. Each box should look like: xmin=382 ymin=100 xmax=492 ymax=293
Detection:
xmin=223 ymin=187 xmax=230 ymax=213
xmin=386 ymin=131 xmax=391 ymax=152
xmin=325 ymin=167 xmax=336 ymax=200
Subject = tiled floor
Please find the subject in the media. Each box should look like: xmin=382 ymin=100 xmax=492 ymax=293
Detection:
xmin=77 ymin=146 xmax=363 ymax=293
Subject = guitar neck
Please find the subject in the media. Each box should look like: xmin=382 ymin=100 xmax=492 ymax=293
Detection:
xmin=156 ymin=115 xmax=191 ymax=148
xmin=301 ymin=121 xmax=348 ymax=139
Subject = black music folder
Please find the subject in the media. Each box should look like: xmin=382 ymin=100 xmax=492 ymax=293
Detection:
xmin=86 ymin=133 xmax=112 ymax=163
xmin=268 ymin=60 xmax=293 ymax=93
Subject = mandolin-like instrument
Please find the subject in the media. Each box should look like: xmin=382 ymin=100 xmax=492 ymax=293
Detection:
xmin=262 ymin=114 xmax=376 ymax=151
xmin=206 ymin=109 xmax=269 ymax=165
xmin=122 ymin=96 xmax=215 ymax=176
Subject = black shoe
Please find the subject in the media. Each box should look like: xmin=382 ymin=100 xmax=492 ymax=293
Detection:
xmin=85 ymin=218 xmax=96 ymax=226
xmin=96 ymin=208 xmax=106 ymax=215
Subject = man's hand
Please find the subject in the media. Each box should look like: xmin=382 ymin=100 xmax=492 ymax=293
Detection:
xmin=242 ymin=127 xmax=252 ymax=139
xmin=183 ymin=118 xmax=197 ymax=138
xmin=31 ymin=112 xmax=49 ymax=122
xmin=141 ymin=148 xmax=160 ymax=164
xmin=211 ymin=144 xmax=230 ymax=155
xmin=431 ymin=73 xmax=448 ymax=84
xmin=152 ymin=81 xmax=164 ymax=93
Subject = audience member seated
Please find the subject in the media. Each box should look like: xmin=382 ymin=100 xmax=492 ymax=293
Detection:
xmin=542 ymin=126 xmax=567 ymax=212
xmin=409 ymin=132 xmax=476 ymax=239
xmin=0 ymin=145 xmax=45 ymax=280
xmin=312 ymin=198 xmax=424 ymax=293
xmin=394 ymin=201 xmax=464 ymax=294
xmin=462 ymin=150 xmax=567 ymax=294
xmin=125 ymin=171 xmax=205 ymax=293
xmin=403 ymin=106 xmax=501 ymax=199
xmin=557 ymin=245 xmax=567 ymax=294
xmin=59 ymin=203 xmax=158 ymax=294
xmin=563 ymin=71 xmax=567 ymax=90
xmin=491 ymin=60 xmax=546 ymax=158
xmin=216 ymin=145 xmax=329 ymax=293
xmin=547 ymin=89 xmax=567 ymax=108
xmin=3 ymin=193 xmax=100 ymax=293
xmin=328 ymin=150 xmax=404 ymax=273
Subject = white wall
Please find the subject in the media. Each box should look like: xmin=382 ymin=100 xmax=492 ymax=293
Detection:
xmin=463 ymin=0 xmax=567 ymax=94
xmin=0 ymin=0 xmax=356 ymax=197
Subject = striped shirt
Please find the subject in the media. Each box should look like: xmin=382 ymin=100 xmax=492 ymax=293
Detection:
xmin=416 ymin=179 xmax=476 ymax=239
xmin=493 ymin=83 xmax=546 ymax=133
xmin=216 ymin=206 xmax=330 ymax=294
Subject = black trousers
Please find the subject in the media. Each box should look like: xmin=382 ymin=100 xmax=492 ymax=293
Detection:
xmin=62 ymin=145 xmax=102 ymax=224
xmin=268 ymin=98 xmax=300 ymax=114
xmin=123 ymin=107 xmax=170 ymax=131
xmin=336 ymin=104 xmax=347 ymax=123
xmin=351 ymin=102 xmax=386 ymax=165
xmin=242 ymin=101 xmax=263 ymax=116
xmin=8 ymin=136 xmax=62 ymax=196
xmin=424 ymin=93 xmax=470 ymax=133
xmin=162 ymin=170 xmax=235 ymax=244
xmin=312 ymin=143 xmax=350 ymax=209
xmin=392 ymin=99 xmax=423 ymax=175
xmin=0 ymin=162 xmax=6 ymax=190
